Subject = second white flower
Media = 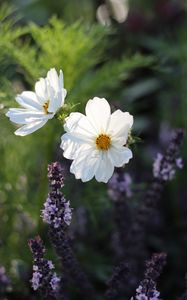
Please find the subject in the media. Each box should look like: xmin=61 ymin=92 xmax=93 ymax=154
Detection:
xmin=61 ymin=97 xmax=133 ymax=183
xmin=6 ymin=68 xmax=67 ymax=136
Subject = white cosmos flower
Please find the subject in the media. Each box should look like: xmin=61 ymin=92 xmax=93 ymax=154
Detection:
xmin=61 ymin=97 xmax=133 ymax=183
xmin=6 ymin=68 xmax=67 ymax=136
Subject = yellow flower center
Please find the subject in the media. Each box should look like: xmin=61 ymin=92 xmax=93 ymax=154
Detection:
xmin=43 ymin=101 xmax=49 ymax=114
xmin=96 ymin=134 xmax=111 ymax=150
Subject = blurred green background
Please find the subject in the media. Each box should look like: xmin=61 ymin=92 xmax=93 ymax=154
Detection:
xmin=0 ymin=0 xmax=186 ymax=299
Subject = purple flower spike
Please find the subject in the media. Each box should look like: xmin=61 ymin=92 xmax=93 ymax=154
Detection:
xmin=41 ymin=163 xmax=72 ymax=229
xmin=153 ymin=129 xmax=184 ymax=181
xmin=42 ymin=162 xmax=96 ymax=300
xmin=131 ymin=253 xmax=167 ymax=300
xmin=28 ymin=236 xmax=60 ymax=299
xmin=108 ymin=172 xmax=133 ymax=201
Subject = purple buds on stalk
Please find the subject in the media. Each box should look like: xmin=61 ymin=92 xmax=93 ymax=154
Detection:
xmin=28 ymin=236 xmax=60 ymax=299
xmin=131 ymin=253 xmax=167 ymax=300
xmin=41 ymin=162 xmax=72 ymax=229
xmin=153 ymin=129 xmax=184 ymax=181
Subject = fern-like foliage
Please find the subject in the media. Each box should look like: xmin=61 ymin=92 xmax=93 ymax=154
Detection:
xmin=10 ymin=16 xmax=155 ymax=106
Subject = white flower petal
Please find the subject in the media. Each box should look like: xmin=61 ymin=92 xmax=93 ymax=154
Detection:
xmin=61 ymin=133 xmax=80 ymax=160
xmin=47 ymin=69 xmax=66 ymax=113
xmin=63 ymin=88 xmax=67 ymax=100
xmin=95 ymin=152 xmax=114 ymax=183
xmin=14 ymin=119 xmax=48 ymax=136
xmin=61 ymin=131 xmax=94 ymax=153
xmin=108 ymin=146 xmax=133 ymax=167
xmin=85 ymin=97 xmax=111 ymax=133
xmin=16 ymin=91 xmax=42 ymax=110
xmin=59 ymin=69 xmax=64 ymax=90
xmin=35 ymin=77 xmax=49 ymax=104
xmin=70 ymin=147 xmax=98 ymax=182
xmin=47 ymin=68 xmax=59 ymax=93
xmin=25 ymin=113 xmax=54 ymax=123
xmin=47 ymin=90 xmax=65 ymax=113
xmin=63 ymin=112 xmax=97 ymax=142
xmin=109 ymin=110 xmax=133 ymax=145
xmin=78 ymin=114 xmax=98 ymax=135
xmin=64 ymin=112 xmax=84 ymax=132
xmin=6 ymin=108 xmax=47 ymax=124
xmin=61 ymin=112 xmax=93 ymax=160
xmin=46 ymin=83 xmax=56 ymax=113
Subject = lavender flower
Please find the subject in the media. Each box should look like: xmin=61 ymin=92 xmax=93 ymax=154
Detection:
xmin=42 ymin=162 xmax=73 ymax=231
xmin=128 ymin=129 xmax=184 ymax=256
xmin=105 ymin=262 xmax=130 ymax=300
xmin=176 ymin=158 xmax=183 ymax=169
xmin=108 ymin=172 xmax=133 ymax=201
xmin=63 ymin=201 xmax=72 ymax=226
xmin=153 ymin=153 xmax=183 ymax=180
xmin=153 ymin=129 xmax=184 ymax=181
xmin=50 ymin=273 xmax=61 ymax=290
xmin=31 ymin=270 xmax=42 ymax=291
xmin=41 ymin=163 xmax=72 ymax=228
xmin=131 ymin=253 xmax=167 ymax=300
xmin=48 ymin=261 xmax=55 ymax=270
xmin=132 ymin=285 xmax=160 ymax=300
xmin=43 ymin=162 xmax=96 ymax=300
xmin=28 ymin=236 xmax=60 ymax=300
xmin=109 ymin=129 xmax=184 ymax=294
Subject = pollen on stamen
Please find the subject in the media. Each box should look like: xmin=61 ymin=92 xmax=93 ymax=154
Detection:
xmin=43 ymin=101 xmax=49 ymax=114
xmin=96 ymin=134 xmax=111 ymax=150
